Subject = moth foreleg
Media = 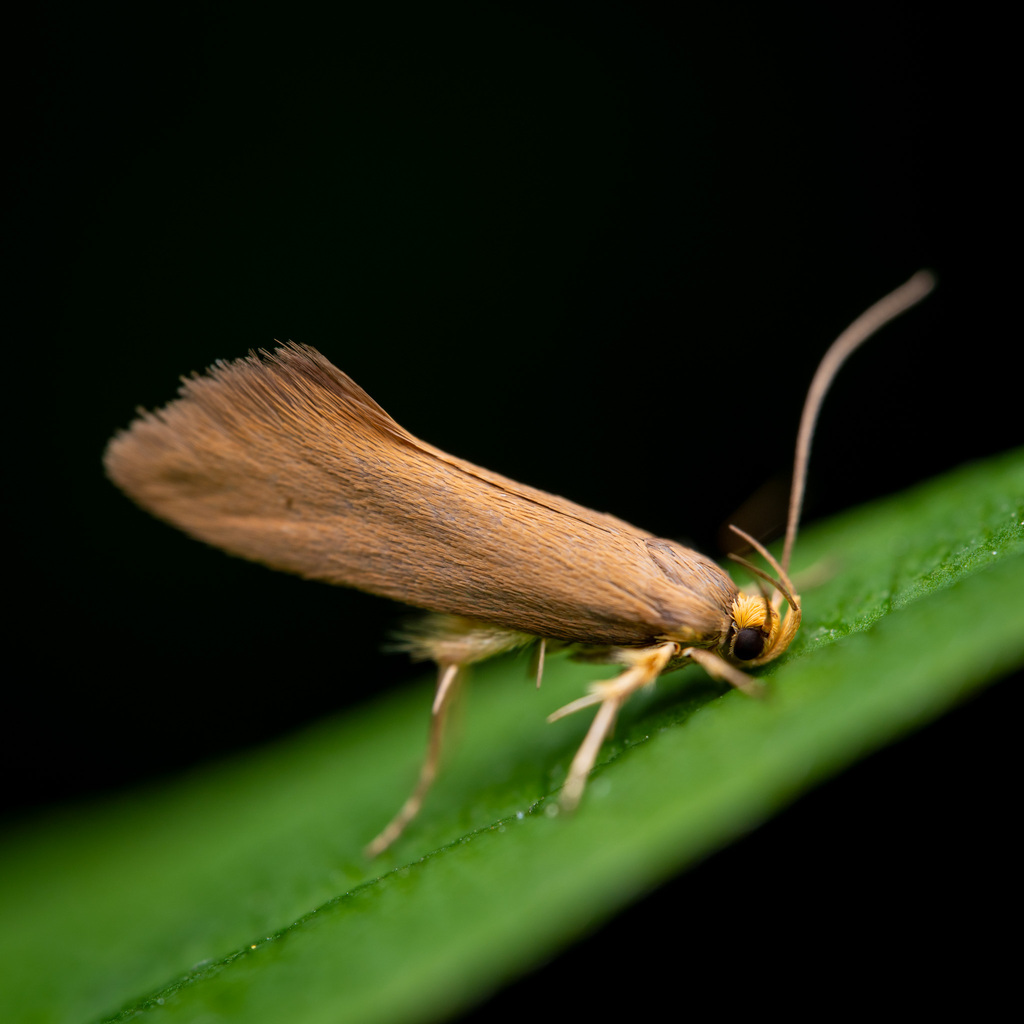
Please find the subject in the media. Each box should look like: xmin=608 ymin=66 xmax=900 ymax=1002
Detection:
xmin=548 ymin=642 xmax=678 ymax=812
xmin=683 ymin=647 xmax=764 ymax=697
xmin=365 ymin=661 xmax=463 ymax=857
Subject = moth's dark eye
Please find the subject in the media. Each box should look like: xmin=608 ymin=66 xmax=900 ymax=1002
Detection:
xmin=733 ymin=627 xmax=764 ymax=661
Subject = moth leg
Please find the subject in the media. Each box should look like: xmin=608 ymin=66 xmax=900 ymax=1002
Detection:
xmin=529 ymin=638 xmax=546 ymax=689
xmin=548 ymin=642 xmax=677 ymax=811
xmin=683 ymin=647 xmax=764 ymax=697
xmin=365 ymin=661 xmax=463 ymax=857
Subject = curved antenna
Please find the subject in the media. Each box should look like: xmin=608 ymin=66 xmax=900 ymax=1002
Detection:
xmin=729 ymin=524 xmax=799 ymax=612
xmin=782 ymin=270 xmax=936 ymax=573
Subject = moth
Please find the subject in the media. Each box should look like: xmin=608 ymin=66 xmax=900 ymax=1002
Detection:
xmin=104 ymin=271 xmax=934 ymax=854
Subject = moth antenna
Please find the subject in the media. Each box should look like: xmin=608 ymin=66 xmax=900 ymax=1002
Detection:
xmin=728 ymin=524 xmax=798 ymax=612
xmin=781 ymin=270 xmax=936 ymax=573
xmin=729 ymin=553 xmax=791 ymax=614
xmin=760 ymin=580 xmax=776 ymax=631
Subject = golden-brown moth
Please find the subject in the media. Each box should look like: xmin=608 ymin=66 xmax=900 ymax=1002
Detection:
xmin=105 ymin=271 xmax=934 ymax=854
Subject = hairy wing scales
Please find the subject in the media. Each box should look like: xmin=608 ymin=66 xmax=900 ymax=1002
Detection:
xmin=105 ymin=344 xmax=735 ymax=645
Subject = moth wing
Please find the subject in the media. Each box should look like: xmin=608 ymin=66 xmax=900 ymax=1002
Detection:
xmin=105 ymin=344 xmax=735 ymax=645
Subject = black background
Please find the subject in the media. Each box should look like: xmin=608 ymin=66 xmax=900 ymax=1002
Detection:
xmin=11 ymin=4 xmax=1017 ymax=1013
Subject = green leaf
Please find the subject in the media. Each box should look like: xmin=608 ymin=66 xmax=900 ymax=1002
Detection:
xmin=3 ymin=449 xmax=1022 ymax=1024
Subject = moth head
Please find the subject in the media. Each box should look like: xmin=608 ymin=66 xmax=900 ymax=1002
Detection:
xmin=725 ymin=588 xmax=801 ymax=667
xmin=722 ymin=525 xmax=802 ymax=667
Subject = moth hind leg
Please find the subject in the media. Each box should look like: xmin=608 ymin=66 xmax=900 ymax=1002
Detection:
xmin=548 ymin=642 xmax=678 ymax=811
xmin=365 ymin=661 xmax=463 ymax=857
xmin=366 ymin=615 xmax=536 ymax=857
